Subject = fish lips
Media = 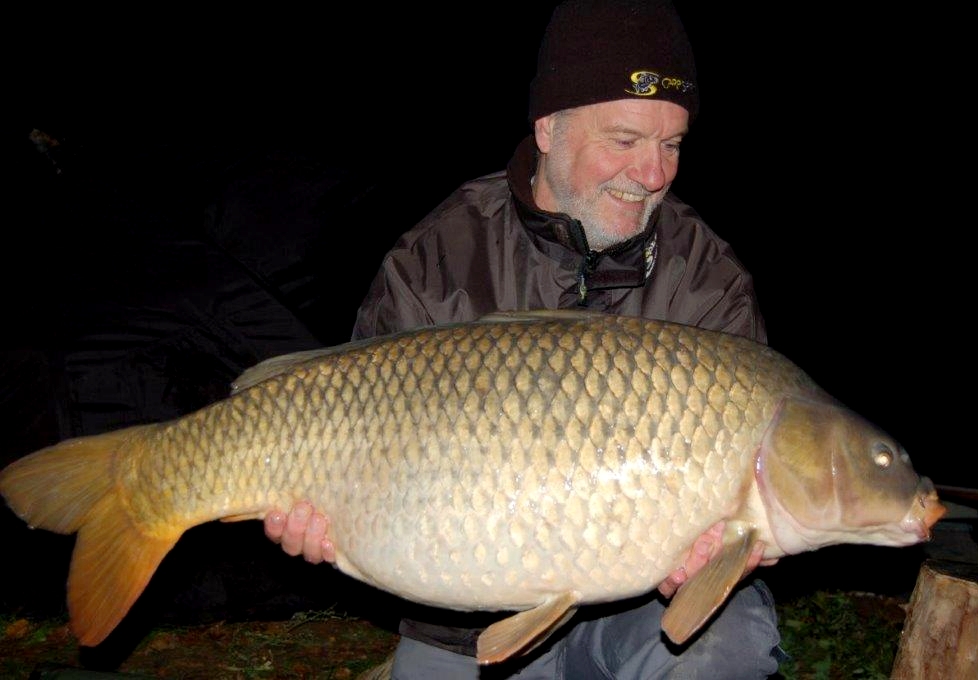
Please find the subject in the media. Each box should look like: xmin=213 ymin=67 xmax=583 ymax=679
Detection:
xmin=901 ymin=478 xmax=946 ymax=541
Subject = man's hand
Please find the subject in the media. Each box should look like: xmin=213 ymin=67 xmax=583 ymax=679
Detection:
xmin=656 ymin=521 xmax=778 ymax=598
xmin=264 ymin=501 xmax=336 ymax=564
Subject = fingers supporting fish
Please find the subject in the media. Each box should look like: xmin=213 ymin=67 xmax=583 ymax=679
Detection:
xmin=661 ymin=527 xmax=757 ymax=645
xmin=658 ymin=568 xmax=686 ymax=598
xmin=304 ymin=512 xmax=335 ymax=564
xmin=266 ymin=501 xmax=335 ymax=564
xmin=267 ymin=501 xmax=313 ymax=557
xmin=659 ymin=522 xmax=725 ymax=599
xmin=659 ymin=523 xmax=774 ymax=607
xmin=263 ymin=509 xmax=287 ymax=542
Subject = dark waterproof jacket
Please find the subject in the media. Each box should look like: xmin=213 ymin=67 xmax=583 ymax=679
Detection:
xmin=353 ymin=136 xmax=765 ymax=344
xmin=351 ymin=135 xmax=767 ymax=655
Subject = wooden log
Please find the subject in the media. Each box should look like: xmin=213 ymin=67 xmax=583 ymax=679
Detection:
xmin=890 ymin=559 xmax=978 ymax=679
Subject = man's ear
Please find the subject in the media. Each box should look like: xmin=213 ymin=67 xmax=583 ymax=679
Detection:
xmin=534 ymin=115 xmax=556 ymax=154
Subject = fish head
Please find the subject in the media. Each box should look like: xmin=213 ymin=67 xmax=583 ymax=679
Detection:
xmin=755 ymin=395 xmax=946 ymax=555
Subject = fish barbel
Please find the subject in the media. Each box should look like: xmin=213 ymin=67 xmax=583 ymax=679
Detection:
xmin=0 ymin=310 xmax=946 ymax=663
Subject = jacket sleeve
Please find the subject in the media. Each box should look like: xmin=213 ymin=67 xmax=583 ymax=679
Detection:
xmin=697 ymin=263 xmax=767 ymax=344
xmin=351 ymin=245 xmax=436 ymax=340
xmin=655 ymin=197 xmax=768 ymax=344
xmin=351 ymin=184 xmax=491 ymax=340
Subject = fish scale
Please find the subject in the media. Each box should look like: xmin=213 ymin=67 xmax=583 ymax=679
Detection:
xmin=0 ymin=310 xmax=945 ymax=662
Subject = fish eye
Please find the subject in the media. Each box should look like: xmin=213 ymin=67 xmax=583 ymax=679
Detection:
xmin=873 ymin=446 xmax=894 ymax=468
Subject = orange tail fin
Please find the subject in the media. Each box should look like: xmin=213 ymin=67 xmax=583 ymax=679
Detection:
xmin=0 ymin=427 xmax=183 ymax=646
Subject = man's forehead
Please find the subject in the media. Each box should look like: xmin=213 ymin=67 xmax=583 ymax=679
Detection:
xmin=569 ymin=99 xmax=690 ymax=135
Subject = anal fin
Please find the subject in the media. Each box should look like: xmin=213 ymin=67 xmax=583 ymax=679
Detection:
xmin=661 ymin=526 xmax=757 ymax=645
xmin=476 ymin=591 xmax=579 ymax=665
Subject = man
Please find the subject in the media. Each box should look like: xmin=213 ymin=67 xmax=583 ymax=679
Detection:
xmin=266 ymin=1 xmax=783 ymax=677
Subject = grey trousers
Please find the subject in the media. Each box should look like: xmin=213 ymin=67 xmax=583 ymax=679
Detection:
xmin=391 ymin=580 xmax=782 ymax=679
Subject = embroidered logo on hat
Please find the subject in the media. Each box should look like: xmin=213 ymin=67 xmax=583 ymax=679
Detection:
xmin=626 ymin=70 xmax=696 ymax=97
xmin=627 ymin=71 xmax=661 ymax=96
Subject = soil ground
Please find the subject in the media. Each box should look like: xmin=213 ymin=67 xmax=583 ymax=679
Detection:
xmin=2 ymin=613 xmax=397 ymax=680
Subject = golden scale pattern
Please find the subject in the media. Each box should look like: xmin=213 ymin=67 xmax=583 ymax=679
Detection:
xmin=132 ymin=315 xmax=814 ymax=609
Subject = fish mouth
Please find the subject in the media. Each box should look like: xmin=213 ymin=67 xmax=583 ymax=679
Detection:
xmin=903 ymin=477 xmax=947 ymax=541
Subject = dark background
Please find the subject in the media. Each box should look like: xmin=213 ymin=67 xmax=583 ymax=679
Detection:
xmin=4 ymin=0 xmax=971 ymax=657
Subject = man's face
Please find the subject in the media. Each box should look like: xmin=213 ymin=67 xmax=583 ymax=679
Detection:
xmin=533 ymin=99 xmax=689 ymax=251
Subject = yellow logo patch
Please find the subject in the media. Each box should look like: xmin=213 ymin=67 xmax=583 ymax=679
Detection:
xmin=626 ymin=70 xmax=695 ymax=97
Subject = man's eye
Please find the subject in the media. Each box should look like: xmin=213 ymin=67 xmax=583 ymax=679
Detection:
xmin=663 ymin=141 xmax=681 ymax=155
xmin=613 ymin=138 xmax=637 ymax=149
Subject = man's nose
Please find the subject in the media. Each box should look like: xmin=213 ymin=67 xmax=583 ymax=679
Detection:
xmin=627 ymin=149 xmax=666 ymax=192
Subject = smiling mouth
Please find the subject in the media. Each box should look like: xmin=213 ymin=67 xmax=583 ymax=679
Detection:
xmin=608 ymin=189 xmax=647 ymax=203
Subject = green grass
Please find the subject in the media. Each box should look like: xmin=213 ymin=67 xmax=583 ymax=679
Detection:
xmin=774 ymin=591 xmax=906 ymax=679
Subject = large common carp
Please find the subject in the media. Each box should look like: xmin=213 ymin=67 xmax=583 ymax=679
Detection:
xmin=0 ymin=310 xmax=945 ymax=664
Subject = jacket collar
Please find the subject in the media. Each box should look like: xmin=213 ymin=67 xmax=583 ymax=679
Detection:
xmin=506 ymin=135 xmax=659 ymax=295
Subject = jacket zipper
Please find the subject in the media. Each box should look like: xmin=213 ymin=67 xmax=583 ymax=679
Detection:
xmin=577 ymin=251 xmax=599 ymax=305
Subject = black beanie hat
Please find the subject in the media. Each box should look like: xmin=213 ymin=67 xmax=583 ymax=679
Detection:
xmin=528 ymin=0 xmax=698 ymax=123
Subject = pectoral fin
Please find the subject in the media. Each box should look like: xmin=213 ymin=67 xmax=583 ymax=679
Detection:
xmin=476 ymin=592 xmax=579 ymax=665
xmin=660 ymin=526 xmax=757 ymax=645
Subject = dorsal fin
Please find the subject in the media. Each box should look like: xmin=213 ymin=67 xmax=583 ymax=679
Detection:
xmin=477 ymin=309 xmax=609 ymax=324
xmin=230 ymin=339 xmax=379 ymax=393
xmin=232 ymin=309 xmax=610 ymax=394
